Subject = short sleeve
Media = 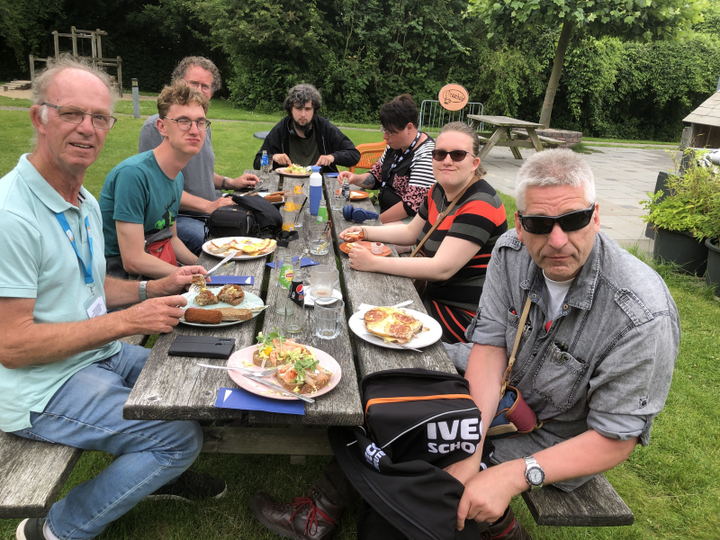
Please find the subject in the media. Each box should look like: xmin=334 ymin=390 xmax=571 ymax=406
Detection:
xmin=0 ymin=211 xmax=41 ymax=298
xmin=109 ymin=168 xmax=150 ymax=225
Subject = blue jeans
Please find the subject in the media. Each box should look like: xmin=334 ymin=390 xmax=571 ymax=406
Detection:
xmin=12 ymin=343 xmax=203 ymax=539
xmin=176 ymin=216 xmax=207 ymax=256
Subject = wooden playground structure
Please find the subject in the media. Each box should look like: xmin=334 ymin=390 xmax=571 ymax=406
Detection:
xmin=28 ymin=27 xmax=123 ymax=96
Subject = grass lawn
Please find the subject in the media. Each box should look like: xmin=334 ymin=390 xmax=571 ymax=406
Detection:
xmin=0 ymin=106 xmax=718 ymax=539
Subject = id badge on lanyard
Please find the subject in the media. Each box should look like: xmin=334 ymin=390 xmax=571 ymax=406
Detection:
xmin=55 ymin=212 xmax=107 ymax=318
xmin=381 ymin=131 xmax=421 ymax=188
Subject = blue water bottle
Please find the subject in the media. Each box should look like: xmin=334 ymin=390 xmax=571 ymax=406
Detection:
xmin=309 ymin=166 xmax=322 ymax=215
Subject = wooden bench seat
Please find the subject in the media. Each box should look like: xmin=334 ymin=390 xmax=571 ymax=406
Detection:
xmin=511 ymin=129 xmax=564 ymax=147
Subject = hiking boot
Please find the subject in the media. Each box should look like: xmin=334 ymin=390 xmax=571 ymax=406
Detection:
xmin=147 ymin=470 xmax=227 ymax=502
xmin=480 ymin=506 xmax=532 ymax=540
xmin=250 ymin=485 xmax=343 ymax=540
xmin=16 ymin=518 xmax=46 ymax=540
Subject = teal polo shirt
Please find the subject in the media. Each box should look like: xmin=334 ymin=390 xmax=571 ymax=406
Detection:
xmin=0 ymin=154 xmax=121 ymax=432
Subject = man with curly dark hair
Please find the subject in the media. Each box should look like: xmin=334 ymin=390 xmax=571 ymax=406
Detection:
xmin=253 ymin=83 xmax=360 ymax=173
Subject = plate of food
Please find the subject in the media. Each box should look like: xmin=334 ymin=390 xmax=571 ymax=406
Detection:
xmin=181 ymin=286 xmax=265 ymax=327
xmin=227 ymin=330 xmax=342 ymax=400
xmin=335 ymin=189 xmax=370 ymax=201
xmin=203 ymin=237 xmax=277 ymax=259
xmin=339 ymin=241 xmax=391 ymax=257
xmin=276 ymin=164 xmax=312 ymax=177
xmin=348 ymin=306 xmax=442 ymax=350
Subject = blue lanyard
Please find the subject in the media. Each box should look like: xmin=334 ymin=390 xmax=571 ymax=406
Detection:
xmin=55 ymin=212 xmax=94 ymax=290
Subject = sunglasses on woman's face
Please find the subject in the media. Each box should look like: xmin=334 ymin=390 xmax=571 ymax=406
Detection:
xmin=518 ymin=204 xmax=596 ymax=235
xmin=431 ymin=149 xmax=475 ymax=162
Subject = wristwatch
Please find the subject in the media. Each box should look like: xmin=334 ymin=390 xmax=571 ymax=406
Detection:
xmin=139 ymin=281 xmax=148 ymax=302
xmin=221 ymin=177 xmax=229 ymax=190
xmin=523 ymin=456 xmax=545 ymax=491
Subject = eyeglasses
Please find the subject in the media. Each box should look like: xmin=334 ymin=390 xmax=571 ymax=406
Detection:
xmin=431 ymin=149 xmax=475 ymax=162
xmin=184 ymin=80 xmax=212 ymax=94
xmin=518 ymin=204 xmax=596 ymax=235
xmin=379 ymin=126 xmax=398 ymax=136
xmin=42 ymin=102 xmax=116 ymax=130
xmin=164 ymin=117 xmax=211 ymax=131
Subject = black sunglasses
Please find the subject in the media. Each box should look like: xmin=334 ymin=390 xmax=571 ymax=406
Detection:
xmin=518 ymin=204 xmax=595 ymax=235
xmin=431 ymin=149 xmax=475 ymax=162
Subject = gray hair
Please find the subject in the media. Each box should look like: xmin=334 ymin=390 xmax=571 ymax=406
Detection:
xmin=171 ymin=56 xmax=221 ymax=94
xmin=32 ymin=54 xmax=116 ymax=122
xmin=284 ymin=84 xmax=322 ymax=115
xmin=515 ymin=149 xmax=595 ymax=212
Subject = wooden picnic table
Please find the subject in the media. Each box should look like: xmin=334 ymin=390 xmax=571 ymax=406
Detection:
xmin=467 ymin=114 xmax=559 ymax=160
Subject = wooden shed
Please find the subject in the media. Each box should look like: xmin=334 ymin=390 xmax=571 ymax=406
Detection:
xmin=683 ymin=92 xmax=720 ymax=148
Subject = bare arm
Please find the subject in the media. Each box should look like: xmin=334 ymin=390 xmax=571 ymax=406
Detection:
xmin=340 ymin=215 xmax=424 ymax=246
xmin=116 ymin=221 xmax=183 ymax=278
xmin=338 ymin=170 xmax=376 ymax=189
xmin=379 ymin=201 xmax=409 ymax=223
xmin=169 ymin=223 xmax=199 ymax=265
xmin=213 ymin=172 xmax=259 ymax=190
xmin=179 ymin=191 xmax=233 ymax=214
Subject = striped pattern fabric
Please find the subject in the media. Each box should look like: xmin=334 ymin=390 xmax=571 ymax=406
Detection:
xmin=417 ymin=180 xmax=508 ymax=343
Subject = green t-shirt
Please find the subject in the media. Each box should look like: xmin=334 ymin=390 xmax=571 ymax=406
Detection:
xmin=288 ymin=126 xmax=321 ymax=167
xmin=0 ymin=155 xmax=121 ymax=432
xmin=99 ymin=150 xmax=184 ymax=258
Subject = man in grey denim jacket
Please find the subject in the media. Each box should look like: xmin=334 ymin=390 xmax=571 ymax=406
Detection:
xmin=446 ymin=149 xmax=680 ymax=539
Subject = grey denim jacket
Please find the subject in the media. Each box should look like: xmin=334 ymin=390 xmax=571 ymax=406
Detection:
xmin=468 ymin=231 xmax=680 ymax=490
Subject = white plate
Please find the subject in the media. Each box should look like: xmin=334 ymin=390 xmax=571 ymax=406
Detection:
xmin=348 ymin=307 xmax=442 ymax=350
xmin=226 ymin=345 xmax=342 ymax=400
xmin=202 ymin=237 xmax=277 ymax=260
xmin=276 ymin=167 xmax=311 ymax=177
xmin=180 ymin=288 xmax=264 ymax=327
xmin=304 ymin=287 xmax=343 ymax=306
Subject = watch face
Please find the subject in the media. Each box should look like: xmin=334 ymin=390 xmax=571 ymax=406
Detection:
xmin=528 ymin=467 xmax=544 ymax=485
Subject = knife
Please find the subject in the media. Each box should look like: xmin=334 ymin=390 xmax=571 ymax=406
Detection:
xmin=240 ymin=372 xmax=315 ymax=403
xmin=206 ymin=251 xmax=238 ymax=276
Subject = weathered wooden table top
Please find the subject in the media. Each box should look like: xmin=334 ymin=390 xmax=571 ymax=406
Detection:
xmin=467 ymin=114 xmax=544 ymax=129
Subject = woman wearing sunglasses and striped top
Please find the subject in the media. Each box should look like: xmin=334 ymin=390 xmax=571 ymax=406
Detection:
xmin=339 ymin=122 xmax=508 ymax=343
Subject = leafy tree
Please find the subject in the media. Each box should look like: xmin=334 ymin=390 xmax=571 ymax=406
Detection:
xmin=468 ymin=0 xmax=704 ymax=128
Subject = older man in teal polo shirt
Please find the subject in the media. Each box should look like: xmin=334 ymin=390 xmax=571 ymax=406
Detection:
xmin=0 ymin=56 xmax=225 ymax=540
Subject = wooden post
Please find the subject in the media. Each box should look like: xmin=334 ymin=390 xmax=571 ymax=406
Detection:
xmin=29 ymin=55 xmax=35 ymax=82
xmin=52 ymin=31 xmax=60 ymax=60
xmin=96 ymin=31 xmax=103 ymax=60
xmin=116 ymin=57 xmax=123 ymax=98
xmin=90 ymin=32 xmax=97 ymax=68
xmin=71 ymin=26 xmax=78 ymax=57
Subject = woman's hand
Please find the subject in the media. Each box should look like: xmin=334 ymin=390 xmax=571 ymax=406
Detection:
xmin=348 ymin=243 xmax=378 ymax=272
xmin=337 ymin=170 xmax=354 ymax=185
xmin=339 ymin=226 xmax=365 ymax=242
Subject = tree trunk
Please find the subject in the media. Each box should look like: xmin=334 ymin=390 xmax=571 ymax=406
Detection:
xmin=539 ymin=19 xmax=575 ymax=128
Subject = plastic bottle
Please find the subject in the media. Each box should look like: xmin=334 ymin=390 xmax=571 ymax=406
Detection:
xmin=309 ymin=166 xmax=323 ymax=215
xmin=280 ymin=199 xmax=296 ymax=233
xmin=275 ymin=251 xmax=294 ymax=316
xmin=342 ymin=177 xmax=350 ymax=201
xmin=317 ymin=198 xmax=328 ymax=223
xmin=285 ymin=252 xmax=306 ymax=333
xmin=260 ymin=150 xmax=269 ymax=180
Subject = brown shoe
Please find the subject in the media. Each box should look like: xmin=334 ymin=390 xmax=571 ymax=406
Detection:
xmin=480 ymin=506 xmax=532 ymax=540
xmin=250 ymin=486 xmax=343 ymax=540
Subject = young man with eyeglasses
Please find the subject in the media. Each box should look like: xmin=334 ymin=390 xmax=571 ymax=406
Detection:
xmin=444 ymin=148 xmax=680 ymax=539
xmin=100 ymin=81 xmax=208 ymax=279
xmin=1 ymin=57 xmax=226 ymax=540
xmin=139 ymin=56 xmax=259 ymax=256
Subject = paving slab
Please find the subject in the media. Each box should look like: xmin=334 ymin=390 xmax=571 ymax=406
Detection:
xmin=482 ymin=146 xmax=678 ymax=255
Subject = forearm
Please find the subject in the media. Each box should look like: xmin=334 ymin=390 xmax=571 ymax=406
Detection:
xmin=213 ymin=172 xmax=225 ymax=189
xmin=179 ymin=191 xmax=213 ymax=214
xmin=124 ymin=251 xmax=182 ymax=279
xmin=104 ymin=276 xmax=165 ymax=309
xmin=171 ymin=234 xmax=199 ymax=265
xmin=362 ymin=223 xmax=416 ymax=246
xmin=379 ymin=202 xmax=409 ymax=223
xmin=352 ymin=173 xmax=377 ymax=189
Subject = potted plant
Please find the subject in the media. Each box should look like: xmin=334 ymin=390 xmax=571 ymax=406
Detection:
xmin=641 ymin=149 xmax=720 ymax=276
xmin=700 ymin=186 xmax=720 ymax=296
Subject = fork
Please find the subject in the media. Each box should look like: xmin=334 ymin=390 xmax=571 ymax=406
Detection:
xmin=196 ymin=363 xmax=277 ymax=377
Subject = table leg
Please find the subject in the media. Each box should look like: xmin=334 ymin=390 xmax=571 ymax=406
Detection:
xmin=478 ymin=127 xmax=505 ymax=160
xmin=526 ymin=128 xmax=545 ymax=154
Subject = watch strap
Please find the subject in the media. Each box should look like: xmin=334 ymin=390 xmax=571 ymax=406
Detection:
xmin=139 ymin=281 xmax=148 ymax=302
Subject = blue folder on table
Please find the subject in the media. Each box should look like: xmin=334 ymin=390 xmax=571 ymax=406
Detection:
xmin=205 ymin=276 xmax=254 ymax=286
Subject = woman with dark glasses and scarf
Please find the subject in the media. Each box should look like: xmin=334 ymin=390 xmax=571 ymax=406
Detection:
xmin=340 ymin=122 xmax=508 ymax=343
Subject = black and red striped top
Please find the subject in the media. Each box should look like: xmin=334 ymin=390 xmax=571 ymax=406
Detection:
xmin=417 ymin=179 xmax=508 ymax=314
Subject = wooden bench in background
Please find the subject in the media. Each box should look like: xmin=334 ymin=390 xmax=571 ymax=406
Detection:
xmin=0 ymin=335 xmax=147 ymax=519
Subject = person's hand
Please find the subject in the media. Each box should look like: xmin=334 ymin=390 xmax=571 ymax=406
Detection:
xmin=123 ymin=296 xmax=187 ymax=334
xmin=444 ymin=453 xmax=483 ymax=487
xmin=339 ymin=226 xmax=365 ymax=241
xmin=455 ymin=461 xmax=526 ymax=531
xmin=209 ymin=196 xmax=235 ymax=212
xmin=151 ymin=265 xmax=207 ymax=296
xmin=273 ymin=153 xmax=291 ymax=167
xmin=348 ymin=242 xmax=378 ymax=272
xmin=316 ymin=155 xmax=335 ymax=167
xmin=233 ymin=173 xmax=259 ymax=189
xmin=337 ymin=170 xmax=353 ymax=185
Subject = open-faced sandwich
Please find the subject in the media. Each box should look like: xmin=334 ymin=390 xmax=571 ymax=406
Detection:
xmin=195 ymin=288 xmax=219 ymax=306
xmin=206 ymin=238 xmax=277 ymax=257
xmin=364 ymin=307 xmax=424 ymax=344
xmin=275 ymin=357 xmax=332 ymax=395
xmin=217 ymin=284 xmax=244 ymax=306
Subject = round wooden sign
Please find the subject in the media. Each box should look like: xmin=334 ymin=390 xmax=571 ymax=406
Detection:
xmin=438 ymin=84 xmax=469 ymax=111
